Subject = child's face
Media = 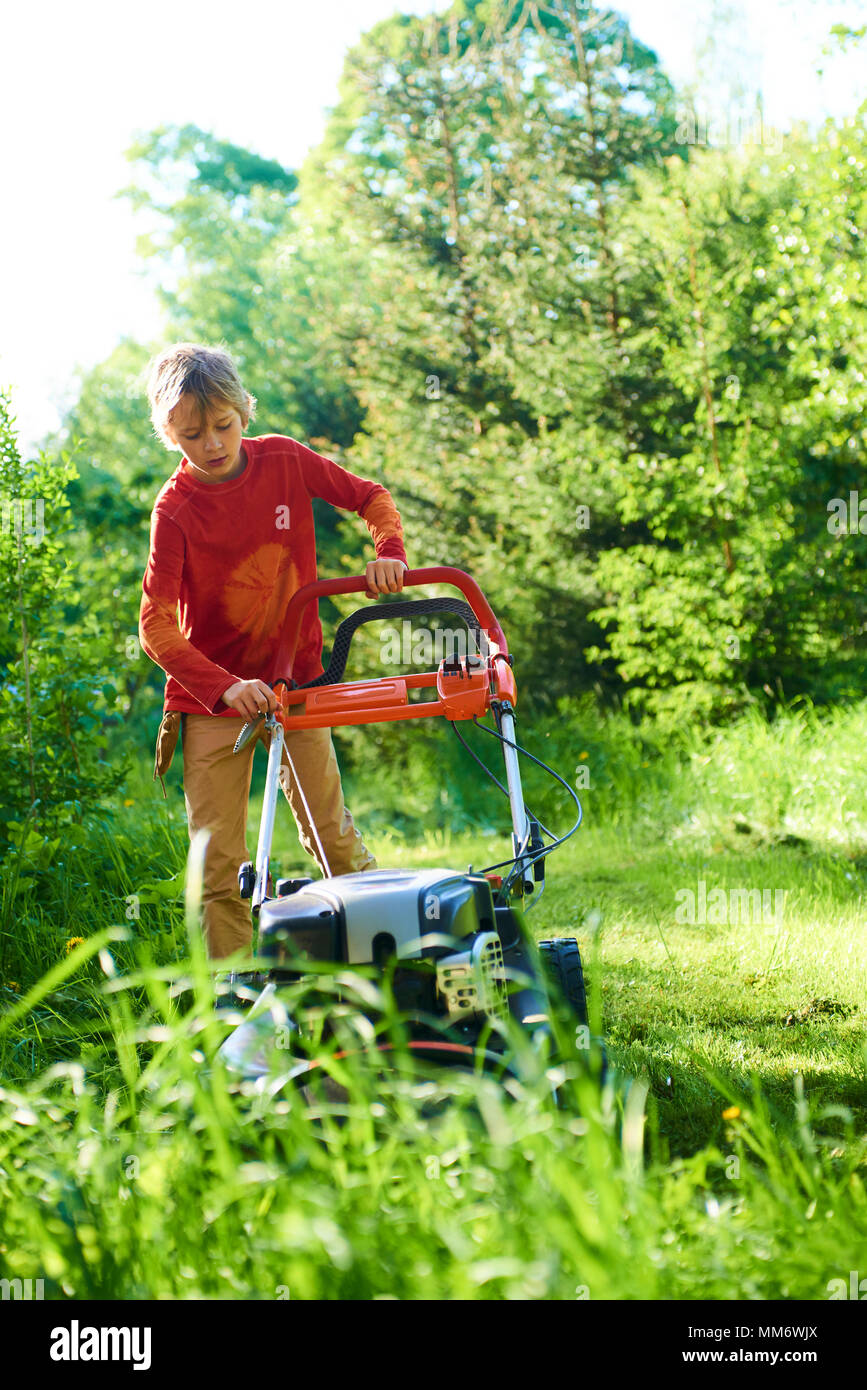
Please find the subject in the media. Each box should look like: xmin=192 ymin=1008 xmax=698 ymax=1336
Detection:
xmin=166 ymin=394 xmax=249 ymax=484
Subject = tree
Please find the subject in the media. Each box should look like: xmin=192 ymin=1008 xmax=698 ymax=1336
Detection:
xmin=120 ymin=123 xmax=365 ymax=446
xmin=585 ymin=118 xmax=867 ymax=719
xmin=0 ymin=392 xmax=123 ymax=845
xmin=300 ymin=0 xmax=683 ymax=704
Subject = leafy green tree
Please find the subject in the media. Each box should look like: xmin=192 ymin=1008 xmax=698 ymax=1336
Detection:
xmin=121 ymin=123 xmax=366 ymax=447
xmin=585 ymin=119 xmax=867 ymax=719
xmin=0 ymin=392 xmax=123 ymax=846
xmin=299 ymin=0 xmax=683 ymax=704
xmin=57 ymin=339 xmax=171 ymax=724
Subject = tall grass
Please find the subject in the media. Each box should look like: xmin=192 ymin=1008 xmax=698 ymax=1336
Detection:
xmin=1 ymin=700 xmax=866 ymax=1299
xmin=1 ymin=937 xmax=864 ymax=1300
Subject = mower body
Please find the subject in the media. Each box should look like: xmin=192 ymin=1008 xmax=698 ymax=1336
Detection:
xmin=256 ymin=867 xmax=545 ymax=1026
xmin=219 ymin=867 xmax=552 ymax=1089
xmin=216 ymin=567 xmax=590 ymax=1091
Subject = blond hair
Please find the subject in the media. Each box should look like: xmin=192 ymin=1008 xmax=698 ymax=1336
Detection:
xmin=146 ymin=342 xmax=257 ymax=447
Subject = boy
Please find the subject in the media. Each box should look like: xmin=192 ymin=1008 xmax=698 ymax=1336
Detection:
xmin=139 ymin=342 xmax=408 ymax=962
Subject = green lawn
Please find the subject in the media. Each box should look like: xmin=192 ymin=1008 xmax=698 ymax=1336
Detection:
xmin=1 ymin=701 xmax=866 ymax=1299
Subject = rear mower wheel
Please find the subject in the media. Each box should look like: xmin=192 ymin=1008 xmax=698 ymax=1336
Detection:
xmin=538 ymin=937 xmax=608 ymax=1090
xmin=537 ymin=937 xmax=588 ymax=1026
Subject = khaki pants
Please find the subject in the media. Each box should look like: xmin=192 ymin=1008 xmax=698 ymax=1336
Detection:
xmin=179 ymin=714 xmax=377 ymax=959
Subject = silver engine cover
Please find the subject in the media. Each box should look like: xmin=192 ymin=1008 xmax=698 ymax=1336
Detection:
xmin=261 ymin=867 xmax=488 ymax=965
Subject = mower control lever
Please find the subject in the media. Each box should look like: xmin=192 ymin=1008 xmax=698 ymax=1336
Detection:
xmin=233 ymin=706 xmax=270 ymax=755
xmin=529 ymin=816 xmax=546 ymax=883
xmin=238 ymin=861 xmax=256 ymax=899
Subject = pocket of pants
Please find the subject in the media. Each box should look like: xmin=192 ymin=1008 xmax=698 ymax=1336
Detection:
xmin=153 ymin=711 xmax=182 ymax=795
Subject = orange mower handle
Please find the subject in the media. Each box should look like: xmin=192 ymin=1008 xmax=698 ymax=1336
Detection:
xmin=268 ymin=566 xmax=516 ymax=732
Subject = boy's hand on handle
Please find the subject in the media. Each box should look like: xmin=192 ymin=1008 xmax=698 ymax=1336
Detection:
xmin=221 ymin=679 xmax=280 ymax=720
xmin=365 ymin=558 xmax=407 ymax=599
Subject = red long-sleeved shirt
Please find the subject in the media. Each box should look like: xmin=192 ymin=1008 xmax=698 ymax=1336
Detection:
xmin=139 ymin=434 xmax=407 ymax=715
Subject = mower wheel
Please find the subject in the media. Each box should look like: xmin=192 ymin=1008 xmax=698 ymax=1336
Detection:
xmin=538 ymin=937 xmax=607 ymax=1089
xmin=538 ymin=937 xmax=588 ymax=1026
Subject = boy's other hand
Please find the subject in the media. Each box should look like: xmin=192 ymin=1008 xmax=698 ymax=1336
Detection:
xmin=221 ymin=679 xmax=280 ymax=720
xmin=365 ymin=558 xmax=407 ymax=598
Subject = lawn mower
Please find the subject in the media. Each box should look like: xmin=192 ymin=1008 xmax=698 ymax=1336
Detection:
xmin=217 ymin=566 xmax=599 ymax=1099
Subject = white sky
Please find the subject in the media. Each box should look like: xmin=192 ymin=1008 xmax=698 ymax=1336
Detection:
xmin=0 ymin=0 xmax=865 ymax=453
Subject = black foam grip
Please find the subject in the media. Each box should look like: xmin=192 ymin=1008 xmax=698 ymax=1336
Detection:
xmin=284 ymin=597 xmax=487 ymax=689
